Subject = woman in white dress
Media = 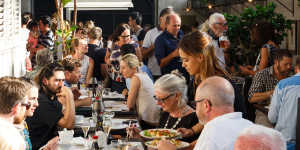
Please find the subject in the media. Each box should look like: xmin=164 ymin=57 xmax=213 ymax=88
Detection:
xmin=120 ymin=54 xmax=160 ymax=129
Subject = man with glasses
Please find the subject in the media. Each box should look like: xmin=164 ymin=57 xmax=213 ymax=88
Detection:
xmin=26 ymin=62 xmax=75 ymax=150
xmin=0 ymin=77 xmax=27 ymax=149
xmin=206 ymin=13 xmax=230 ymax=69
xmin=158 ymin=76 xmax=252 ymax=150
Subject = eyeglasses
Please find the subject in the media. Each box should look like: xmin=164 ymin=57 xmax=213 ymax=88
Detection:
xmin=120 ymin=35 xmax=130 ymax=38
xmin=21 ymin=102 xmax=31 ymax=110
xmin=153 ymin=93 xmax=175 ymax=103
xmin=215 ymin=22 xmax=228 ymax=27
xmin=190 ymin=98 xmax=212 ymax=108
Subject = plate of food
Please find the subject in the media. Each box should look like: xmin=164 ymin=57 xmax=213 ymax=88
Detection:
xmin=145 ymin=139 xmax=189 ymax=149
xmin=139 ymin=128 xmax=180 ymax=139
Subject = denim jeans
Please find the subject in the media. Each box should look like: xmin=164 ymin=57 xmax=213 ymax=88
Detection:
xmin=287 ymin=141 xmax=295 ymax=150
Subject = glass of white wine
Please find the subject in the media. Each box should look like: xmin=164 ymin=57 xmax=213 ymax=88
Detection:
xmin=102 ymin=117 xmax=112 ymax=136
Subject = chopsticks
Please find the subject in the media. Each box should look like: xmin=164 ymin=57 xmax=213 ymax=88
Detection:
xmin=126 ymin=120 xmax=132 ymax=141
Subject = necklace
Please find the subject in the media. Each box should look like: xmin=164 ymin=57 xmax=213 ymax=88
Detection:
xmin=163 ymin=105 xmax=190 ymax=129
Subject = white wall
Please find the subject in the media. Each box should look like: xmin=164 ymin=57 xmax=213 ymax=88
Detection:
xmin=0 ymin=0 xmax=26 ymax=77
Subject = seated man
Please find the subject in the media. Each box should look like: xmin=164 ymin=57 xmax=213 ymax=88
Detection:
xmin=14 ymin=77 xmax=58 ymax=150
xmin=268 ymin=56 xmax=300 ymax=149
xmin=234 ymin=124 xmax=286 ymax=150
xmin=248 ymin=50 xmax=292 ymax=127
xmin=62 ymin=58 xmax=92 ymax=107
xmin=26 ymin=62 xmax=75 ymax=150
xmin=0 ymin=77 xmax=27 ymax=150
xmin=158 ymin=76 xmax=253 ymax=150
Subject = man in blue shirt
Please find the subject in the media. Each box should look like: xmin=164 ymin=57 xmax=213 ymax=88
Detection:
xmin=268 ymin=56 xmax=300 ymax=150
xmin=155 ymin=13 xmax=186 ymax=77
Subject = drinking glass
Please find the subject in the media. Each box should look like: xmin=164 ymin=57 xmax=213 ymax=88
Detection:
xmin=102 ymin=117 xmax=112 ymax=136
xmin=80 ymin=118 xmax=90 ymax=138
xmin=103 ymin=111 xmax=115 ymax=119
xmin=103 ymin=88 xmax=111 ymax=96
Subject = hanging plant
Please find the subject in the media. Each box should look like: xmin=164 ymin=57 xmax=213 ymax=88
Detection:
xmin=224 ymin=2 xmax=292 ymax=66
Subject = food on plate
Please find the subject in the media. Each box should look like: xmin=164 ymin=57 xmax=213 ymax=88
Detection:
xmin=143 ymin=129 xmax=178 ymax=138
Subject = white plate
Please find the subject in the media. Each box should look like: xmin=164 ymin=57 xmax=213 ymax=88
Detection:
xmin=145 ymin=139 xmax=189 ymax=149
xmin=111 ymin=119 xmax=129 ymax=129
xmin=139 ymin=128 xmax=180 ymax=139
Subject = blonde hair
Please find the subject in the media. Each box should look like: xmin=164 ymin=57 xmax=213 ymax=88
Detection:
xmin=121 ymin=54 xmax=141 ymax=70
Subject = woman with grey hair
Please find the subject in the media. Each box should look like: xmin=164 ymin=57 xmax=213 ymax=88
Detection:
xmin=127 ymin=71 xmax=199 ymax=142
xmin=25 ymin=48 xmax=54 ymax=79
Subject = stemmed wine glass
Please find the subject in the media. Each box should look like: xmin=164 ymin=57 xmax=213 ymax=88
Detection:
xmin=102 ymin=116 xmax=112 ymax=136
xmin=80 ymin=118 xmax=91 ymax=147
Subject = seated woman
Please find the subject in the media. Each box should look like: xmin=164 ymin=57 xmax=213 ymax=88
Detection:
xmin=120 ymin=54 xmax=160 ymax=129
xmin=104 ymin=23 xmax=142 ymax=93
xmin=67 ymin=37 xmax=94 ymax=85
xmin=126 ymin=71 xmax=199 ymax=142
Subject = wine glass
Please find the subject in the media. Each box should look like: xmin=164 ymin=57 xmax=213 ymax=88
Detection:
xmin=103 ymin=111 xmax=115 ymax=119
xmin=102 ymin=117 xmax=112 ymax=136
xmin=80 ymin=119 xmax=90 ymax=138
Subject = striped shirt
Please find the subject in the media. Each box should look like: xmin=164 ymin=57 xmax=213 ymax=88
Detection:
xmin=268 ymin=72 xmax=300 ymax=141
xmin=38 ymin=30 xmax=54 ymax=50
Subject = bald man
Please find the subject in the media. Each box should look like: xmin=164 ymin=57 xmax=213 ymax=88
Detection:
xmin=234 ymin=124 xmax=286 ymax=150
xmin=158 ymin=76 xmax=253 ymax=150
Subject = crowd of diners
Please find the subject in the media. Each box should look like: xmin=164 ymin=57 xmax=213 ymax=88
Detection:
xmin=0 ymin=6 xmax=297 ymax=150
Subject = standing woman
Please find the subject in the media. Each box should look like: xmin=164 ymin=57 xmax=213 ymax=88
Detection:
xmin=176 ymin=30 xmax=231 ymax=147
xmin=67 ymin=38 xmax=94 ymax=84
xmin=239 ymin=21 xmax=279 ymax=76
xmin=120 ymin=54 xmax=160 ymax=129
xmin=105 ymin=23 xmax=142 ymax=93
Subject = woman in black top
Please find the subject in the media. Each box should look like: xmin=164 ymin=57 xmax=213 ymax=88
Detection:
xmin=127 ymin=72 xmax=199 ymax=142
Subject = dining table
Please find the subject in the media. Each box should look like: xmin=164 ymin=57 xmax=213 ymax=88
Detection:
xmin=58 ymin=90 xmax=146 ymax=150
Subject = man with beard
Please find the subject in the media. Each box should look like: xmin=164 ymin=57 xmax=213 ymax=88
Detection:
xmin=158 ymin=76 xmax=253 ymax=150
xmin=14 ymin=78 xmax=58 ymax=150
xmin=26 ymin=62 xmax=75 ymax=150
xmin=248 ymin=50 xmax=292 ymax=127
xmin=268 ymin=56 xmax=300 ymax=150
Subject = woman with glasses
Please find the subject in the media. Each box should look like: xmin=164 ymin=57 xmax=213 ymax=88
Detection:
xmin=14 ymin=78 xmax=58 ymax=150
xmin=120 ymin=54 xmax=160 ymax=129
xmin=126 ymin=71 xmax=199 ymax=142
xmin=104 ymin=23 xmax=142 ymax=93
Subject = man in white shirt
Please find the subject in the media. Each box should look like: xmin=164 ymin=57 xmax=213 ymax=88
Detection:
xmin=158 ymin=76 xmax=253 ymax=150
xmin=141 ymin=7 xmax=174 ymax=80
xmin=0 ymin=77 xmax=27 ymax=150
xmin=205 ymin=13 xmax=230 ymax=69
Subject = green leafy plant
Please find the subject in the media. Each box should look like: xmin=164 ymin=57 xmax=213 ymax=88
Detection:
xmin=56 ymin=25 xmax=77 ymax=55
xmin=224 ymin=2 xmax=292 ymax=66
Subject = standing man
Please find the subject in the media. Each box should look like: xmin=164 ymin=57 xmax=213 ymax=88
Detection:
xmin=0 ymin=77 xmax=27 ymax=150
xmin=206 ymin=13 xmax=230 ymax=69
xmin=142 ymin=7 xmax=174 ymax=80
xmin=128 ymin=11 xmax=146 ymax=46
xmin=36 ymin=16 xmax=54 ymax=51
xmin=26 ymin=62 xmax=75 ymax=150
xmin=268 ymin=56 xmax=300 ymax=149
xmin=158 ymin=76 xmax=253 ymax=150
xmin=248 ymin=50 xmax=292 ymax=127
xmin=155 ymin=13 xmax=187 ymax=79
